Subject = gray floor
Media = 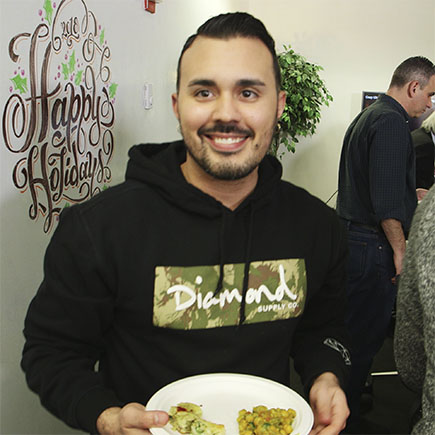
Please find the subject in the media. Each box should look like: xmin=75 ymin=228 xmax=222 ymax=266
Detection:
xmin=290 ymin=335 xmax=419 ymax=435
xmin=363 ymin=336 xmax=419 ymax=434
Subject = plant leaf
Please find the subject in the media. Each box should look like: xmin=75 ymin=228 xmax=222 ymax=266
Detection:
xmin=271 ymin=44 xmax=333 ymax=156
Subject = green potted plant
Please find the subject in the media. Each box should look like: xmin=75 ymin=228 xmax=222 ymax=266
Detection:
xmin=271 ymin=45 xmax=333 ymax=157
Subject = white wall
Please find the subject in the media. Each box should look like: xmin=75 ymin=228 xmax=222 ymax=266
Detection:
xmin=245 ymin=0 xmax=435 ymax=203
xmin=0 ymin=1 xmax=236 ymax=434
xmin=1 ymin=0 xmax=434 ymax=433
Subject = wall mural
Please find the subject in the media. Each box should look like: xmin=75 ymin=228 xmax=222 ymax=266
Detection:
xmin=2 ymin=0 xmax=118 ymax=233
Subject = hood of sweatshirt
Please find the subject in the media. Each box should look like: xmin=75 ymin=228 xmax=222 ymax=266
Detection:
xmin=125 ymin=140 xmax=284 ymax=323
xmin=126 ymin=140 xmax=283 ymax=215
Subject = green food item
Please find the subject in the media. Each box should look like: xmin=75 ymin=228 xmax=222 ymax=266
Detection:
xmin=169 ymin=411 xmax=199 ymax=434
xmin=191 ymin=418 xmax=226 ymax=435
xmin=168 ymin=402 xmax=225 ymax=435
xmin=169 ymin=402 xmax=203 ymax=433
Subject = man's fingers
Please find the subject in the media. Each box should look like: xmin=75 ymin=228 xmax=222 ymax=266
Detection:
xmin=309 ymin=373 xmax=349 ymax=435
xmin=313 ymin=401 xmax=332 ymax=426
xmin=120 ymin=403 xmax=169 ymax=429
xmin=142 ymin=410 xmax=169 ymax=428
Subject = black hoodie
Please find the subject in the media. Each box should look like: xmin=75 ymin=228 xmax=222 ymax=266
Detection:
xmin=22 ymin=141 xmax=350 ymax=433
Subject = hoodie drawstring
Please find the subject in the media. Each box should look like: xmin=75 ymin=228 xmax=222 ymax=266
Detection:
xmin=213 ymin=204 xmax=255 ymax=326
xmin=239 ymin=204 xmax=254 ymax=325
xmin=213 ymin=207 xmax=227 ymax=297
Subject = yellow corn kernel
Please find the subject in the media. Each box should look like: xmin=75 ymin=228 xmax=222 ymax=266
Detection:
xmin=284 ymin=423 xmax=293 ymax=433
xmin=254 ymin=417 xmax=264 ymax=425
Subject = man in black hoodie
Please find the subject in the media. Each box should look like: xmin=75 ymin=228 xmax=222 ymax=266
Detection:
xmin=22 ymin=12 xmax=351 ymax=435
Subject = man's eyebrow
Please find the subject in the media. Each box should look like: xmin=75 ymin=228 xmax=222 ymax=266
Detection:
xmin=187 ymin=79 xmax=216 ymax=87
xmin=187 ymin=78 xmax=266 ymax=87
xmin=237 ymin=79 xmax=266 ymax=87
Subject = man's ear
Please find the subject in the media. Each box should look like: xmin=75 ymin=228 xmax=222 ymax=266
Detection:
xmin=277 ymin=90 xmax=286 ymax=119
xmin=172 ymin=93 xmax=180 ymax=120
xmin=407 ymin=80 xmax=420 ymax=98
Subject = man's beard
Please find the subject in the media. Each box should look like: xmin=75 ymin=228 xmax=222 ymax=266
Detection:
xmin=187 ymin=149 xmax=259 ymax=180
xmin=181 ymin=122 xmax=276 ymax=181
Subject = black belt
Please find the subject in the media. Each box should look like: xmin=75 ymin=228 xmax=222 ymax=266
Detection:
xmin=340 ymin=218 xmax=379 ymax=232
xmin=352 ymin=222 xmax=379 ymax=232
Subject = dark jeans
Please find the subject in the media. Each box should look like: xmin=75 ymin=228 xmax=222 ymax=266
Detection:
xmin=341 ymin=220 xmax=397 ymax=423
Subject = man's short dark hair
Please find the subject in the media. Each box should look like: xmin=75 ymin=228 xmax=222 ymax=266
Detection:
xmin=389 ymin=56 xmax=435 ymax=89
xmin=176 ymin=12 xmax=281 ymax=92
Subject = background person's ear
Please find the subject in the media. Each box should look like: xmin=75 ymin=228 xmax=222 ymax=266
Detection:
xmin=407 ymin=80 xmax=420 ymax=98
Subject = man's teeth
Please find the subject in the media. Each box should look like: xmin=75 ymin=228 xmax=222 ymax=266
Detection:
xmin=213 ymin=137 xmax=244 ymax=145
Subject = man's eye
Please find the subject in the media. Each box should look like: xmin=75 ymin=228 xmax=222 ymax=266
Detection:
xmin=241 ymin=90 xmax=257 ymax=99
xmin=196 ymin=90 xmax=212 ymax=98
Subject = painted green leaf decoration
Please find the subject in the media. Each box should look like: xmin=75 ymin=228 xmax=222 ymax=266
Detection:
xmin=61 ymin=63 xmax=69 ymax=79
xmin=11 ymin=74 xmax=28 ymax=94
xmin=109 ymin=83 xmax=118 ymax=99
xmin=68 ymin=51 xmax=76 ymax=74
xmin=43 ymin=0 xmax=53 ymax=25
xmin=100 ymin=29 xmax=105 ymax=46
xmin=75 ymin=70 xmax=83 ymax=85
xmin=62 ymin=51 xmax=76 ymax=80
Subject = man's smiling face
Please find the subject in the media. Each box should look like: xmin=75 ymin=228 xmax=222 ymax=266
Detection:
xmin=172 ymin=36 xmax=286 ymax=181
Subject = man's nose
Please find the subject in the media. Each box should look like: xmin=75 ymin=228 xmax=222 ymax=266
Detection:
xmin=211 ymin=94 xmax=242 ymax=123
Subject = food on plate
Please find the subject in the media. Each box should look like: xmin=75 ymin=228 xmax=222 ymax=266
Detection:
xmin=237 ymin=405 xmax=296 ymax=434
xmin=168 ymin=402 xmax=201 ymax=434
xmin=190 ymin=418 xmax=226 ymax=435
xmin=170 ymin=402 xmax=203 ymax=418
xmin=168 ymin=402 xmax=225 ymax=435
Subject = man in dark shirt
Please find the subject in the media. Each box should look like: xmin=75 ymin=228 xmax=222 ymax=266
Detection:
xmin=336 ymin=56 xmax=435 ymax=433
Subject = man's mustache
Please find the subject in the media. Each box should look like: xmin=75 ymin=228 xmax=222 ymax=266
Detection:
xmin=198 ymin=123 xmax=254 ymax=137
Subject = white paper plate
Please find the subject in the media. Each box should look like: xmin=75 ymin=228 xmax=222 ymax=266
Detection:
xmin=146 ymin=373 xmax=313 ymax=435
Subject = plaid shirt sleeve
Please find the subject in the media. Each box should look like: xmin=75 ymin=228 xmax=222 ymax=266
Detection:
xmin=368 ymin=113 xmax=412 ymax=224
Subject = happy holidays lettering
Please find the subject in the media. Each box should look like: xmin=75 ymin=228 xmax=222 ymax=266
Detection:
xmin=2 ymin=0 xmax=117 ymax=232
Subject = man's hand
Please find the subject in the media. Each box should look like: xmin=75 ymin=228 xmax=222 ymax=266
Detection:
xmin=308 ymin=372 xmax=349 ymax=435
xmin=96 ymin=403 xmax=169 ymax=434
xmin=381 ymin=218 xmax=406 ymax=277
